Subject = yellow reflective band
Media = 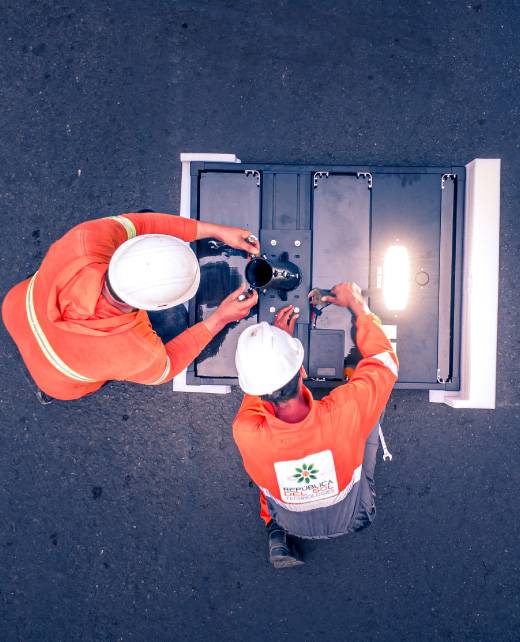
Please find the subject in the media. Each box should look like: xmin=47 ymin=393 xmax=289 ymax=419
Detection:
xmin=147 ymin=356 xmax=171 ymax=386
xmin=106 ymin=215 xmax=137 ymax=239
xmin=25 ymin=273 xmax=98 ymax=383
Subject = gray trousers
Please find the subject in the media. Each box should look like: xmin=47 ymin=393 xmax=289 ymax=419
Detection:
xmin=350 ymin=423 xmax=379 ymax=532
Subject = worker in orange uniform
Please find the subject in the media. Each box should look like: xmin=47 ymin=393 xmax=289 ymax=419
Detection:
xmin=232 ymin=283 xmax=398 ymax=568
xmin=2 ymin=212 xmax=259 ymax=402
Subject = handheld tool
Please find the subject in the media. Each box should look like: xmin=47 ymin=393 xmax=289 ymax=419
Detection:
xmin=308 ymin=286 xmax=375 ymax=328
xmin=308 ymin=288 xmax=333 ymax=306
xmin=308 ymin=288 xmax=333 ymax=328
xmin=378 ymin=425 xmax=393 ymax=461
xmin=310 ymin=287 xmax=373 ymax=304
xmin=237 ymin=287 xmax=255 ymax=302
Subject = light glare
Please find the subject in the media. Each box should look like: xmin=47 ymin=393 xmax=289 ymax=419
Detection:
xmin=383 ymin=245 xmax=409 ymax=311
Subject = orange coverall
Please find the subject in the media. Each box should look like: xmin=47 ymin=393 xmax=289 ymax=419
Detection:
xmin=232 ymin=313 xmax=398 ymax=537
xmin=2 ymin=213 xmax=213 ymax=400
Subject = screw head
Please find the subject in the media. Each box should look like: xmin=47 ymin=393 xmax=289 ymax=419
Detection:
xmin=294 ymin=240 xmax=301 ymax=247
xmin=269 ymin=306 xmax=276 ymax=313
xmin=415 ymin=270 xmax=430 ymax=286
xmin=270 ymin=239 xmax=277 ymax=246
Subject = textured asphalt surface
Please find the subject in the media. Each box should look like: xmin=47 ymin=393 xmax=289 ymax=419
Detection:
xmin=1 ymin=1 xmax=519 ymax=641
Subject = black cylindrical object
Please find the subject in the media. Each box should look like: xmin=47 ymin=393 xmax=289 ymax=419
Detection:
xmin=245 ymin=255 xmax=301 ymax=291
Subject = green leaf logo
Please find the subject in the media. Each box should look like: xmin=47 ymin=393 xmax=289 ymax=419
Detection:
xmin=292 ymin=462 xmax=319 ymax=484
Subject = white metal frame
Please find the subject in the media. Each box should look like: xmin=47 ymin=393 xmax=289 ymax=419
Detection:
xmin=429 ymin=158 xmax=501 ymax=409
xmin=173 ymin=154 xmax=501 ymax=405
xmin=172 ymin=153 xmax=242 ymax=394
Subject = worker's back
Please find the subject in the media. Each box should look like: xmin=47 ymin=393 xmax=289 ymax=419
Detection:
xmin=232 ymin=312 xmax=398 ymax=538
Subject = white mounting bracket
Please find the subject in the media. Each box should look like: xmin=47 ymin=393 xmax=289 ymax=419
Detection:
xmin=429 ymin=158 xmax=501 ymax=409
xmin=172 ymin=152 xmax=242 ymax=394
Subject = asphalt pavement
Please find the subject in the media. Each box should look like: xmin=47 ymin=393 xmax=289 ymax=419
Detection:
xmin=1 ymin=1 xmax=519 ymax=641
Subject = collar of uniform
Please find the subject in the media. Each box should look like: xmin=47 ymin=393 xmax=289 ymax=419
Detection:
xmin=263 ymin=384 xmax=315 ymax=431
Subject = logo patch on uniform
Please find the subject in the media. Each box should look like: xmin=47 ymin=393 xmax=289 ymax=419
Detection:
xmin=292 ymin=462 xmax=319 ymax=484
xmin=274 ymin=450 xmax=339 ymax=504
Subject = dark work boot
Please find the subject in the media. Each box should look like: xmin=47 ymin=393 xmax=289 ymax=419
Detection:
xmin=35 ymin=389 xmax=54 ymax=405
xmin=18 ymin=362 xmax=54 ymax=405
xmin=267 ymin=521 xmax=304 ymax=569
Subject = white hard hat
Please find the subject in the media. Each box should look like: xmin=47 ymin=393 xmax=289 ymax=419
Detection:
xmin=108 ymin=234 xmax=200 ymax=310
xmin=235 ymin=322 xmax=304 ymax=396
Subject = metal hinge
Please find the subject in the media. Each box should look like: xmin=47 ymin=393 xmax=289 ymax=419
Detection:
xmin=245 ymin=169 xmax=261 ymax=187
xmin=357 ymin=171 xmax=373 ymax=189
xmin=436 ymin=368 xmax=452 ymax=384
xmin=441 ymin=173 xmax=456 ymax=190
xmin=313 ymin=171 xmax=329 ymax=189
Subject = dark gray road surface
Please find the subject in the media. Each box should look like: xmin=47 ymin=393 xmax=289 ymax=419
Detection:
xmin=1 ymin=1 xmax=519 ymax=641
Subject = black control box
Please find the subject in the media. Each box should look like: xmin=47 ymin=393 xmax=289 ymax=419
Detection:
xmin=308 ymin=329 xmax=345 ymax=380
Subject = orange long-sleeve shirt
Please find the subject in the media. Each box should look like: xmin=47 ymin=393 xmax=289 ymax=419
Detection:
xmin=232 ymin=313 xmax=398 ymax=534
xmin=2 ymin=213 xmax=214 ymax=400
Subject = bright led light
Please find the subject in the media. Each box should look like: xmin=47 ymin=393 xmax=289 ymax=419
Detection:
xmin=383 ymin=245 xmax=409 ymax=311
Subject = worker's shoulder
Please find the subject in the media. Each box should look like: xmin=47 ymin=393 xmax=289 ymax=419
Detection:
xmin=128 ymin=315 xmax=164 ymax=349
xmin=47 ymin=218 xmax=105 ymax=255
xmin=58 ymin=215 xmax=109 ymax=236
xmin=62 ymin=215 xmax=120 ymax=242
xmin=232 ymin=398 xmax=269 ymax=434
xmin=232 ymin=407 xmax=264 ymax=428
xmin=315 ymin=385 xmax=356 ymax=413
xmin=115 ymin=319 xmax=166 ymax=379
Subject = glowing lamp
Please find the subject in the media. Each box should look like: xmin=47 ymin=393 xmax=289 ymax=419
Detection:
xmin=383 ymin=245 xmax=409 ymax=311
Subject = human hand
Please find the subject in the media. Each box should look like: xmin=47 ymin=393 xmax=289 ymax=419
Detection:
xmin=197 ymin=221 xmax=260 ymax=255
xmin=322 ymin=282 xmax=370 ymax=316
xmin=273 ymin=305 xmax=299 ymax=336
xmin=215 ymin=225 xmax=260 ymax=255
xmin=214 ymin=283 xmax=259 ymax=326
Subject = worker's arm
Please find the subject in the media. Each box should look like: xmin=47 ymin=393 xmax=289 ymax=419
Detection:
xmin=161 ymin=284 xmax=258 ymax=381
xmin=76 ymin=213 xmax=198 ymax=258
xmin=124 ymin=321 xmax=214 ymax=385
xmin=78 ymin=212 xmax=259 ymax=258
xmin=129 ymin=285 xmax=258 ymax=384
xmin=111 ymin=212 xmax=198 ymax=242
xmin=105 ymin=213 xmax=260 ymax=255
xmin=323 ymin=283 xmax=398 ymax=436
xmin=162 ymin=321 xmax=215 ymax=381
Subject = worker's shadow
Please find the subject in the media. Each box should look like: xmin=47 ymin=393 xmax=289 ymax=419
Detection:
xmin=195 ymin=261 xmax=257 ymax=362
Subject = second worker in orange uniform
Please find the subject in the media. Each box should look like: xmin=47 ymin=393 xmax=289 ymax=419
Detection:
xmin=232 ymin=283 xmax=398 ymax=568
xmin=2 ymin=211 xmax=259 ymax=401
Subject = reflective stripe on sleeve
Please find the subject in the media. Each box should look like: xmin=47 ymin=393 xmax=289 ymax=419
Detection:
xmin=25 ymin=273 xmax=98 ymax=383
xmin=372 ymin=351 xmax=398 ymax=377
xmin=106 ymin=215 xmax=137 ymax=239
xmin=146 ymin=356 xmax=171 ymax=386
